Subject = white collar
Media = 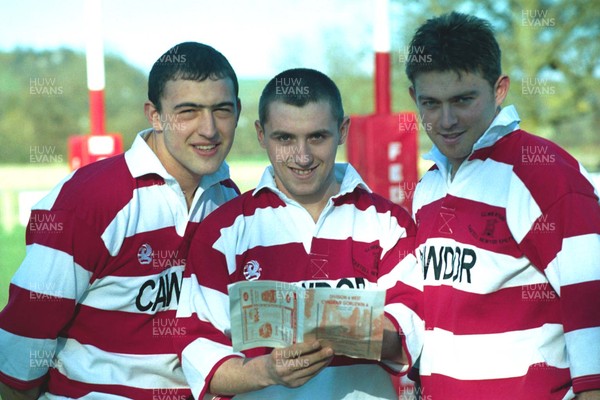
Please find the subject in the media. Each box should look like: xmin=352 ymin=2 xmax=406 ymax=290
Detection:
xmin=124 ymin=128 xmax=231 ymax=190
xmin=423 ymin=105 xmax=521 ymax=169
xmin=252 ymin=163 xmax=371 ymax=201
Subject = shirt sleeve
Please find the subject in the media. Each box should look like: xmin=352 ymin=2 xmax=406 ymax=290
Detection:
xmin=0 ymin=209 xmax=96 ymax=390
xmin=376 ymin=205 xmax=424 ymax=374
xmin=517 ymin=191 xmax=600 ymax=394
xmin=174 ymin=222 xmax=243 ymax=399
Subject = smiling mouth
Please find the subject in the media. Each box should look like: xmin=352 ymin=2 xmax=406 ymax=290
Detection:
xmin=194 ymin=144 xmax=217 ymax=150
xmin=438 ymin=131 xmax=466 ymax=144
xmin=440 ymin=131 xmax=464 ymax=139
xmin=289 ymin=166 xmax=317 ymax=176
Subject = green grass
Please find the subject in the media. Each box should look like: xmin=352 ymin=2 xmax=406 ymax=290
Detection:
xmin=0 ymin=226 xmax=26 ymax=310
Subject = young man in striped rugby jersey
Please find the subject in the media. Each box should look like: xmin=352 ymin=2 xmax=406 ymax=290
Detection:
xmin=175 ymin=68 xmax=424 ymax=399
xmin=0 ymin=42 xmax=241 ymax=399
xmin=406 ymin=12 xmax=600 ymax=400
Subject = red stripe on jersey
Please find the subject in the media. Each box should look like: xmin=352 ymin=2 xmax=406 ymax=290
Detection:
xmin=0 ymin=370 xmax=46 ymax=391
xmin=561 ymin=280 xmax=600 ymax=332
xmin=25 ymin=155 xmax=154 ymax=276
xmin=201 ymin=355 xmax=240 ymax=399
xmin=424 ymin=284 xmax=560 ymax=334
xmin=202 ymin=190 xmax=287 ymax=248
xmin=47 ymin=368 xmax=192 ymax=399
xmin=61 ymin=306 xmax=179 ymax=355
xmin=228 ymin=238 xmax=382 ymax=285
xmin=175 ymin=317 xmax=233 ymax=360
xmin=220 ymin=178 xmax=241 ymax=194
xmin=334 ymin=187 xmax=401 ymax=214
xmin=1 ymin=285 xmax=76 ymax=339
xmin=386 ymin=280 xmax=422 ymax=319
xmin=335 ymin=188 xmax=418 ymax=241
xmin=25 ymin=209 xmax=109 ymax=277
xmin=106 ymin=227 xmax=188 ymax=277
xmin=51 ymin=155 xmax=140 ymax=229
xmin=574 ymin=374 xmax=600 ymax=394
xmin=422 ymin=364 xmax=571 ymax=400
xmin=477 ymin=130 xmax=595 ymax=210
xmin=472 ymin=129 xmax=600 ymax=269
xmin=415 ymin=196 xmax=522 ymax=259
xmin=519 ymin=193 xmax=600 ymax=270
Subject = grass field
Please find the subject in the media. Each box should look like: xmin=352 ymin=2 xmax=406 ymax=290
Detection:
xmin=0 ymin=158 xmax=269 ymax=310
xmin=0 ymin=226 xmax=26 ymax=308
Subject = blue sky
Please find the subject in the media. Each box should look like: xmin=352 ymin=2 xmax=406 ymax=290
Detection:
xmin=0 ymin=0 xmax=377 ymax=78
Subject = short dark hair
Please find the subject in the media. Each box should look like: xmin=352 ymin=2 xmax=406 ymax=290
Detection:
xmin=148 ymin=42 xmax=238 ymax=112
xmin=405 ymin=12 xmax=502 ymax=87
xmin=258 ymin=68 xmax=344 ymax=126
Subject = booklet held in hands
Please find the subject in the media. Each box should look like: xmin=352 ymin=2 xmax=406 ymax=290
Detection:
xmin=228 ymin=280 xmax=385 ymax=360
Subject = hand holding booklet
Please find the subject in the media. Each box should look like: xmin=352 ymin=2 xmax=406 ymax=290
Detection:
xmin=228 ymin=280 xmax=385 ymax=360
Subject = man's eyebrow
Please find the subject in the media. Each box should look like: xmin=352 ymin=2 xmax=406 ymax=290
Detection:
xmin=450 ymin=90 xmax=478 ymax=99
xmin=268 ymin=130 xmax=292 ymax=137
xmin=269 ymin=129 xmax=333 ymax=137
xmin=173 ymin=101 xmax=236 ymax=110
xmin=417 ymin=90 xmax=479 ymax=101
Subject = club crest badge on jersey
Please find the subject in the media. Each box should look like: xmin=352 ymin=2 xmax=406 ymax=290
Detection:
xmin=243 ymin=260 xmax=262 ymax=281
xmin=137 ymin=243 xmax=153 ymax=265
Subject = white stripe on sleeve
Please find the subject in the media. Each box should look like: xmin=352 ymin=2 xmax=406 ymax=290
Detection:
xmin=0 ymin=327 xmax=55 ymax=382
xmin=420 ymin=324 xmax=568 ymax=380
xmin=565 ymin=326 xmax=600 ymax=379
xmin=12 ymin=244 xmax=91 ymax=300
xmin=54 ymin=338 xmax=188 ymax=389
xmin=545 ymin=234 xmax=600 ymax=290
xmin=102 ymin=185 xmax=184 ymax=256
xmin=182 ymin=338 xmax=241 ymax=399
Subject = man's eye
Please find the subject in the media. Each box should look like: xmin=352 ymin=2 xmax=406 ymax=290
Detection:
xmin=214 ymin=108 xmax=233 ymax=116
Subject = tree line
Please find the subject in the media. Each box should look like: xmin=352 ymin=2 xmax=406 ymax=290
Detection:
xmin=1 ymin=0 xmax=598 ymax=170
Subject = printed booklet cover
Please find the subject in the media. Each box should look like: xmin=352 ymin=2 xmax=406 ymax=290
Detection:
xmin=228 ymin=280 xmax=385 ymax=360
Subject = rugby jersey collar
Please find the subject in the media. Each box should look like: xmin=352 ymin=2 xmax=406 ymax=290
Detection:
xmin=423 ymin=105 xmax=521 ymax=169
xmin=125 ymin=128 xmax=231 ymax=189
xmin=471 ymin=105 xmax=521 ymax=152
xmin=252 ymin=163 xmax=371 ymax=199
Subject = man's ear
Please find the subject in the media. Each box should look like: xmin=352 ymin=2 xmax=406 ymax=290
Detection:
xmin=235 ymin=98 xmax=242 ymax=126
xmin=338 ymin=116 xmax=350 ymax=146
xmin=144 ymin=101 xmax=163 ymax=132
xmin=409 ymin=86 xmax=417 ymax=104
xmin=494 ymin=75 xmax=510 ymax=107
xmin=255 ymin=120 xmax=266 ymax=149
